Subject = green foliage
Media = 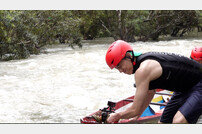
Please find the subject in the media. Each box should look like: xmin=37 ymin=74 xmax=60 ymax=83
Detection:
xmin=0 ymin=10 xmax=82 ymax=61
xmin=72 ymin=10 xmax=110 ymax=40
xmin=0 ymin=10 xmax=201 ymax=61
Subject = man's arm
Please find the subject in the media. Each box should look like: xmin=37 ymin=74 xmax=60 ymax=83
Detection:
xmin=123 ymin=90 xmax=156 ymax=122
xmin=118 ymin=64 xmax=152 ymax=119
xmin=107 ymin=60 xmax=162 ymax=123
xmin=139 ymin=90 xmax=156 ymax=114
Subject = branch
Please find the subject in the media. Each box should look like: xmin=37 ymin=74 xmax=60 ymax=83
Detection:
xmin=99 ymin=18 xmax=112 ymax=35
xmin=99 ymin=18 xmax=118 ymax=40
xmin=143 ymin=14 xmax=174 ymax=22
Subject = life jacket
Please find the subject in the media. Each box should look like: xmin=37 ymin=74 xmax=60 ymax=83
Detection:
xmin=133 ymin=52 xmax=202 ymax=92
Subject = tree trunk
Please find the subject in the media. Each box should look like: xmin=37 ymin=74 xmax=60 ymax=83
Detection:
xmin=180 ymin=29 xmax=187 ymax=37
xmin=117 ymin=10 xmax=123 ymax=39
xmin=171 ymin=28 xmax=180 ymax=37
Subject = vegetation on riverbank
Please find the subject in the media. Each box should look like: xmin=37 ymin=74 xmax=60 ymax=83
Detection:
xmin=0 ymin=10 xmax=201 ymax=61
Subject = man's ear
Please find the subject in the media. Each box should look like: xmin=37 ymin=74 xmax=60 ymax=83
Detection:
xmin=125 ymin=52 xmax=132 ymax=59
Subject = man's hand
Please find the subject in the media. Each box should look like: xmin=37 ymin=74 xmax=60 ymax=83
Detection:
xmin=107 ymin=113 xmax=121 ymax=123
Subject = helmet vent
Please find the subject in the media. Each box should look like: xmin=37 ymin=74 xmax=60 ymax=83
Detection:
xmin=111 ymin=59 xmax=114 ymax=64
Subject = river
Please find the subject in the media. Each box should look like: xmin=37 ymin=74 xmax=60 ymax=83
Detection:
xmin=0 ymin=38 xmax=201 ymax=123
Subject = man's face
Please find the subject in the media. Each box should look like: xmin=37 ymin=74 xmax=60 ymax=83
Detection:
xmin=115 ymin=58 xmax=133 ymax=75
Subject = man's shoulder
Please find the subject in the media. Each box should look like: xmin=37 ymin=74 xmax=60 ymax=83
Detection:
xmin=135 ymin=61 xmax=152 ymax=79
xmin=139 ymin=59 xmax=160 ymax=69
xmin=135 ymin=59 xmax=162 ymax=81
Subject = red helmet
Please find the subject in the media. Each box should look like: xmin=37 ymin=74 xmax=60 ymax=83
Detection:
xmin=105 ymin=40 xmax=133 ymax=69
xmin=190 ymin=47 xmax=202 ymax=61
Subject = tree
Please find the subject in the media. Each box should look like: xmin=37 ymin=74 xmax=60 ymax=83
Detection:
xmin=0 ymin=10 xmax=83 ymax=60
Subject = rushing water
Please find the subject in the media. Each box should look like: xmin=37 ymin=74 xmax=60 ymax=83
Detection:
xmin=0 ymin=38 xmax=201 ymax=123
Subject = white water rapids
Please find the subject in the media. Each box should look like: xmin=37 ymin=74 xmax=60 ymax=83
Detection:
xmin=0 ymin=38 xmax=201 ymax=123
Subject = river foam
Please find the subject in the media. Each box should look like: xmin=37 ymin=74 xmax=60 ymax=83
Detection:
xmin=0 ymin=39 xmax=201 ymax=123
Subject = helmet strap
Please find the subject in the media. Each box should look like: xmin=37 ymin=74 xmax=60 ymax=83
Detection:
xmin=131 ymin=51 xmax=136 ymax=65
xmin=125 ymin=51 xmax=138 ymax=74
xmin=131 ymin=51 xmax=136 ymax=74
xmin=126 ymin=51 xmax=137 ymax=74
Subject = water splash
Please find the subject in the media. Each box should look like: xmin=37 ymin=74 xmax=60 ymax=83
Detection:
xmin=0 ymin=39 xmax=201 ymax=123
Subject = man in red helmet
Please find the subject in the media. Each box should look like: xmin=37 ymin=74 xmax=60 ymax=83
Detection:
xmin=106 ymin=40 xmax=202 ymax=124
xmin=190 ymin=47 xmax=202 ymax=64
